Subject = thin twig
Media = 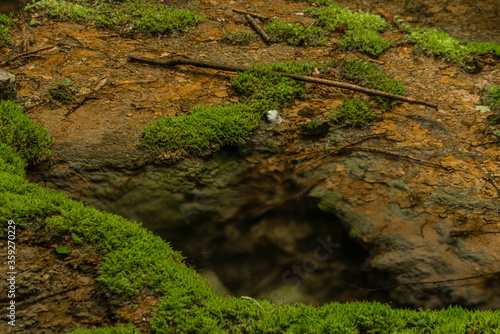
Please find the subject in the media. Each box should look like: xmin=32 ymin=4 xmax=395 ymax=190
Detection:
xmin=64 ymin=96 xmax=94 ymax=117
xmin=128 ymin=55 xmax=438 ymax=108
xmin=450 ymin=230 xmax=500 ymax=237
xmin=345 ymin=147 xmax=450 ymax=170
xmin=91 ymin=170 xmax=141 ymax=205
xmin=342 ymin=270 xmax=500 ymax=292
xmin=479 ymin=165 xmax=500 ymax=197
xmin=65 ymin=78 xmax=107 ymax=117
xmin=1 ymin=46 xmax=55 ymax=66
xmin=275 ymin=132 xmax=387 ymax=163
xmin=244 ymin=14 xmax=272 ymax=44
xmin=233 ymin=9 xmax=272 ymax=21
xmin=280 ymin=134 xmax=383 ymax=183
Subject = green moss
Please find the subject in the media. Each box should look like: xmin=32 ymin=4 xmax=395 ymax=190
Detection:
xmin=338 ymin=28 xmax=394 ymax=56
xmin=25 ymin=0 xmax=95 ymax=21
xmin=406 ymin=28 xmax=471 ymax=61
xmin=24 ymin=0 xmax=204 ymax=34
xmin=306 ymin=4 xmax=391 ymax=33
xmin=0 ymin=100 xmax=54 ymax=166
xmin=2 ymin=129 xmax=500 ymax=333
xmin=331 ymin=97 xmax=376 ymax=127
xmin=231 ymin=60 xmax=327 ymax=106
xmin=142 ymin=103 xmax=262 ymax=155
xmin=406 ymin=28 xmax=477 ymax=70
xmin=221 ymin=30 xmax=255 ymax=45
xmin=142 ymin=60 xmax=332 ymax=156
xmin=264 ymin=19 xmax=327 ymax=46
xmin=0 ymin=13 xmax=14 ymax=47
xmin=68 ymin=323 xmax=139 ymax=334
xmin=47 ymin=78 xmax=77 ymax=102
xmin=466 ymin=41 xmax=500 ymax=57
xmin=306 ymin=4 xmax=393 ymax=56
xmin=0 ymin=142 xmax=26 ymax=177
xmin=333 ymin=58 xmax=405 ymax=106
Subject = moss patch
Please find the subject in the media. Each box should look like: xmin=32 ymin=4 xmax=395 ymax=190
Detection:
xmin=141 ymin=103 xmax=262 ymax=155
xmin=68 ymin=323 xmax=139 ymax=334
xmin=333 ymin=58 xmax=406 ymax=107
xmin=0 ymin=100 xmax=54 ymax=166
xmin=466 ymin=41 xmax=500 ymax=58
xmin=306 ymin=3 xmax=393 ymax=56
xmin=331 ymin=97 xmax=377 ymax=127
xmin=405 ymin=27 xmax=476 ymax=68
xmin=264 ymin=19 xmax=327 ymax=46
xmin=24 ymin=0 xmax=204 ymax=35
xmin=404 ymin=26 xmax=499 ymax=71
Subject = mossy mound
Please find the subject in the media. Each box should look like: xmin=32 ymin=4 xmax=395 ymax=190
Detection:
xmin=24 ymin=0 xmax=204 ymax=34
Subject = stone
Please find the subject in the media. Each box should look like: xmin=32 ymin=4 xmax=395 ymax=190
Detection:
xmin=0 ymin=69 xmax=18 ymax=101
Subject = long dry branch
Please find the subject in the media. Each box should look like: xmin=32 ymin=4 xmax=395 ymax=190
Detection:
xmin=128 ymin=54 xmax=438 ymax=108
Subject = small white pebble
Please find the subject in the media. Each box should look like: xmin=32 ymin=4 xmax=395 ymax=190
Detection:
xmin=267 ymin=110 xmax=282 ymax=125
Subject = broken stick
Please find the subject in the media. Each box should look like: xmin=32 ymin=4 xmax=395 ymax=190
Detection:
xmin=128 ymin=54 xmax=438 ymax=109
xmin=244 ymin=14 xmax=272 ymax=44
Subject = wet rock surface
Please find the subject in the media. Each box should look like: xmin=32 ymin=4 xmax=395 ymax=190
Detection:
xmin=2 ymin=0 xmax=500 ymax=331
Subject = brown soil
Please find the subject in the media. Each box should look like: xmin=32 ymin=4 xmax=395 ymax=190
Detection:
xmin=1 ymin=0 xmax=500 ymax=332
xmin=0 ymin=227 xmax=159 ymax=333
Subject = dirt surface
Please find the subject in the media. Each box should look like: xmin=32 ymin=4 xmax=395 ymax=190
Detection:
xmin=1 ymin=0 xmax=500 ymax=332
xmin=0 ymin=227 xmax=159 ymax=333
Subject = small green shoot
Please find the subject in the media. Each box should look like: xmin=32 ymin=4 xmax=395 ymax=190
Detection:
xmin=29 ymin=20 xmax=41 ymax=27
xmin=48 ymin=78 xmax=77 ymax=102
xmin=56 ymin=246 xmax=72 ymax=254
